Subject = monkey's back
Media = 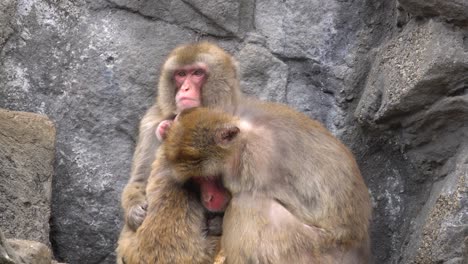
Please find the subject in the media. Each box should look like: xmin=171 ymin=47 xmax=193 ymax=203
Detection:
xmin=235 ymin=99 xmax=372 ymax=247
xmin=164 ymin=102 xmax=372 ymax=263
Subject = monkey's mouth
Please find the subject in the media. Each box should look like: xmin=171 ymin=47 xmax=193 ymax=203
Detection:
xmin=192 ymin=176 xmax=231 ymax=213
xmin=177 ymin=97 xmax=200 ymax=108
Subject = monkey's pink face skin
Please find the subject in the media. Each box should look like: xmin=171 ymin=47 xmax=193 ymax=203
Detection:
xmin=174 ymin=64 xmax=207 ymax=111
xmin=193 ymin=176 xmax=231 ymax=213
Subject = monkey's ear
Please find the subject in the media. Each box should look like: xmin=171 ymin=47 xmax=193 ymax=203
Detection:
xmin=215 ymin=126 xmax=240 ymax=145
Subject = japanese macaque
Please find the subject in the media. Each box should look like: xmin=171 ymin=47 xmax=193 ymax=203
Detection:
xmin=116 ymin=156 xmax=230 ymax=264
xmin=116 ymin=42 xmax=241 ymax=263
xmin=116 ymin=126 xmax=231 ymax=264
xmin=163 ymin=102 xmax=373 ymax=264
xmin=121 ymin=42 xmax=242 ymax=231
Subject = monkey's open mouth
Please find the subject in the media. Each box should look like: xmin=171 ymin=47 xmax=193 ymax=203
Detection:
xmin=192 ymin=176 xmax=231 ymax=213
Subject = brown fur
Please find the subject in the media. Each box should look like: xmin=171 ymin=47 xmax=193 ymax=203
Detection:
xmin=164 ymin=100 xmax=373 ymax=264
xmin=117 ymin=159 xmax=220 ymax=264
xmin=117 ymin=42 xmax=242 ymax=263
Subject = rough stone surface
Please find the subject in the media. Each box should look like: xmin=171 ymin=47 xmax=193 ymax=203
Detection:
xmin=0 ymin=109 xmax=55 ymax=246
xmin=0 ymin=0 xmax=467 ymax=263
xmin=238 ymin=38 xmax=288 ymax=103
xmin=398 ymin=0 xmax=468 ymax=24
xmin=355 ymin=19 xmax=468 ymax=126
xmin=170 ymin=0 xmax=241 ymax=36
xmin=106 ymin=0 xmax=254 ymax=37
xmin=8 ymin=239 xmax=52 ymax=264
xmin=354 ymin=14 xmax=468 ymax=264
xmin=403 ymin=149 xmax=467 ymax=263
xmin=255 ymin=0 xmax=338 ymax=59
xmin=0 ymin=0 xmax=17 ymax=47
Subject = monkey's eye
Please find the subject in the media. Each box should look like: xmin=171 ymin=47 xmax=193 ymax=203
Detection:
xmin=193 ymin=69 xmax=204 ymax=76
xmin=176 ymin=71 xmax=187 ymax=77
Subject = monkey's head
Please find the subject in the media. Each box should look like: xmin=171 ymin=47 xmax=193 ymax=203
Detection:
xmin=157 ymin=42 xmax=241 ymax=117
xmin=163 ymin=107 xmax=240 ymax=212
xmin=163 ymin=107 xmax=241 ymax=182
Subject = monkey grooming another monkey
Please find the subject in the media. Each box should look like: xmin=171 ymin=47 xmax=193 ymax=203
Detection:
xmin=117 ymin=42 xmax=242 ymax=263
xmin=163 ymin=102 xmax=373 ymax=264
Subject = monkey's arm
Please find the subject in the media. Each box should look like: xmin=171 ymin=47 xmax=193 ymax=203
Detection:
xmin=130 ymin=105 xmax=163 ymax=183
xmin=121 ymin=182 xmax=147 ymax=231
xmin=121 ymin=105 xmax=164 ymax=231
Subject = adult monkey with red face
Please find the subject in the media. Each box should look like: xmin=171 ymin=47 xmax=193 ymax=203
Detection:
xmin=116 ymin=42 xmax=241 ymax=263
xmin=122 ymin=42 xmax=241 ymax=231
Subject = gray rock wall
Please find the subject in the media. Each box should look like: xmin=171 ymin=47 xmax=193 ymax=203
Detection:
xmin=0 ymin=0 xmax=466 ymax=263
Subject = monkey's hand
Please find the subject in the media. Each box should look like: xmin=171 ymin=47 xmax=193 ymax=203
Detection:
xmin=156 ymin=120 xmax=173 ymax=142
xmin=126 ymin=201 xmax=148 ymax=231
xmin=121 ymin=182 xmax=148 ymax=231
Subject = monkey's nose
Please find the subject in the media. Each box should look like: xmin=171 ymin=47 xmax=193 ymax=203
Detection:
xmin=203 ymin=192 xmax=214 ymax=203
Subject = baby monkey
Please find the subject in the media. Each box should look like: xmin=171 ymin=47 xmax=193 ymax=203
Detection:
xmin=117 ymin=138 xmax=230 ymax=264
xmin=163 ymin=101 xmax=372 ymax=264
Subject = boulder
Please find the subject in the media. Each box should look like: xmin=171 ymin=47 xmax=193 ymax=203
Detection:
xmin=0 ymin=230 xmax=20 ymax=264
xmin=8 ymin=239 xmax=52 ymax=264
xmin=402 ymin=149 xmax=467 ymax=263
xmin=355 ymin=19 xmax=468 ymax=127
xmin=0 ymin=109 xmax=55 ymax=246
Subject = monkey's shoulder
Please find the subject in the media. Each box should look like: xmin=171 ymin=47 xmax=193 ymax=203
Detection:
xmin=237 ymin=99 xmax=327 ymax=131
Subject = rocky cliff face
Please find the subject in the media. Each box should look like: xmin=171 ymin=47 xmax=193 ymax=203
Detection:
xmin=0 ymin=0 xmax=466 ymax=263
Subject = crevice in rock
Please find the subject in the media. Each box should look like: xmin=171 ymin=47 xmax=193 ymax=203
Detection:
xmin=238 ymin=0 xmax=256 ymax=33
xmin=447 ymin=82 xmax=468 ymax=97
xmin=102 ymin=0 xmax=238 ymax=40
xmin=102 ymin=0 xmax=159 ymax=21
xmin=271 ymin=53 xmax=318 ymax=63
xmin=93 ymin=251 xmax=112 ymax=264
xmin=463 ymin=34 xmax=468 ymax=52
xmin=180 ymin=0 xmax=235 ymax=36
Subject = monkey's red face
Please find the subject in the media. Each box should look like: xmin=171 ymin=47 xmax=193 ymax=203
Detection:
xmin=192 ymin=177 xmax=231 ymax=213
xmin=174 ymin=64 xmax=207 ymax=111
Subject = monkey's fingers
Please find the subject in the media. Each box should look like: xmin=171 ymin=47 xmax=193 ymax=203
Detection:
xmin=126 ymin=202 xmax=148 ymax=231
xmin=156 ymin=120 xmax=173 ymax=141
